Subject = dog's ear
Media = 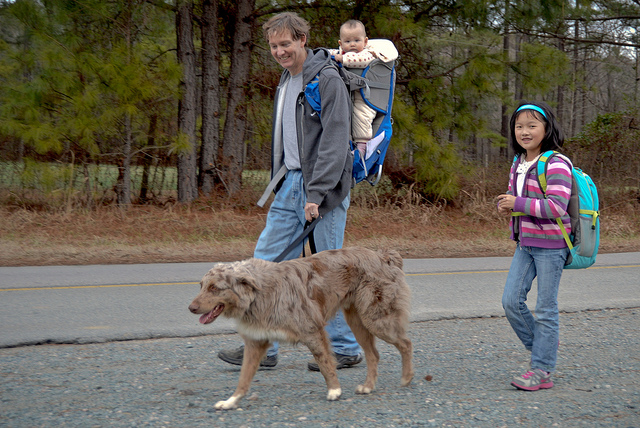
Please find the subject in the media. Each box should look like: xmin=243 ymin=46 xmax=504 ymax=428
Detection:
xmin=381 ymin=249 xmax=404 ymax=270
xmin=238 ymin=276 xmax=261 ymax=291
xmin=200 ymin=270 xmax=222 ymax=292
xmin=227 ymin=273 xmax=261 ymax=311
xmin=232 ymin=263 xmax=262 ymax=292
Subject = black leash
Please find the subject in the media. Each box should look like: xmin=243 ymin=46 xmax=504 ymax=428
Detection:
xmin=273 ymin=216 xmax=320 ymax=263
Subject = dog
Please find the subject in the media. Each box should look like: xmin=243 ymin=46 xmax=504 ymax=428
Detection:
xmin=188 ymin=246 xmax=414 ymax=410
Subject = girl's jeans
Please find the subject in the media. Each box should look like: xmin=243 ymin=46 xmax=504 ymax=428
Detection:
xmin=502 ymin=244 xmax=568 ymax=372
xmin=254 ymin=170 xmax=360 ymax=358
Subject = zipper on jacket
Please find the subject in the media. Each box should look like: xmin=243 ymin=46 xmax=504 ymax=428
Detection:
xmin=297 ymin=93 xmax=306 ymax=166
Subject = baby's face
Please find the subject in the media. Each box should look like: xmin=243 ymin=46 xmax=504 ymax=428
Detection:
xmin=339 ymin=26 xmax=367 ymax=53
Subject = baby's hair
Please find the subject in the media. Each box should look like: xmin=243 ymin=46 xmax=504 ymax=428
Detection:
xmin=340 ymin=19 xmax=367 ymax=37
xmin=509 ymin=100 xmax=564 ymax=155
xmin=263 ymin=12 xmax=310 ymax=43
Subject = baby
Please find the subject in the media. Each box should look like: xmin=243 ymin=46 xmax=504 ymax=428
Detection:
xmin=329 ymin=20 xmax=396 ymax=161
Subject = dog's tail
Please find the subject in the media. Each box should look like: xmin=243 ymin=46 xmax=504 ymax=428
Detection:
xmin=379 ymin=249 xmax=403 ymax=270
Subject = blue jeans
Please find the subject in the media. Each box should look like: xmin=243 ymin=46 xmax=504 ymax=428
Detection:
xmin=502 ymin=244 xmax=568 ymax=372
xmin=255 ymin=170 xmax=361 ymax=358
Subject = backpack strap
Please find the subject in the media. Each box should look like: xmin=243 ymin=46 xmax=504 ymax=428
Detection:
xmin=511 ymin=150 xmax=573 ymax=249
xmin=536 ymin=150 xmax=556 ymax=193
xmin=304 ymin=62 xmax=355 ymax=112
xmin=257 ymin=164 xmax=288 ymax=207
xmin=304 ymin=71 xmax=323 ymax=113
xmin=541 ymin=152 xmax=602 ymax=238
xmin=536 ymin=150 xmax=574 ymax=250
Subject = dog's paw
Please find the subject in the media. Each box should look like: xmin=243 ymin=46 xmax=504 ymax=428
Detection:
xmin=355 ymin=384 xmax=373 ymax=394
xmin=326 ymin=388 xmax=342 ymax=401
xmin=401 ymin=375 xmax=414 ymax=387
xmin=214 ymin=396 xmax=239 ymax=410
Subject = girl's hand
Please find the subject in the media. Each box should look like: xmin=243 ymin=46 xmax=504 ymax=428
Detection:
xmin=497 ymin=194 xmax=515 ymax=215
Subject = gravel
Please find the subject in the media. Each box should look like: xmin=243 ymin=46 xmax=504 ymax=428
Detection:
xmin=1 ymin=308 xmax=639 ymax=427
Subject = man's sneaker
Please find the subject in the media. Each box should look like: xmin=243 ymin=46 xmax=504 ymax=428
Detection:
xmin=217 ymin=346 xmax=278 ymax=368
xmin=307 ymin=352 xmax=363 ymax=372
xmin=511 ymin=369 xmax=554 ymax=391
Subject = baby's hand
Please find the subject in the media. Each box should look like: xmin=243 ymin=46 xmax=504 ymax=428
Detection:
xmin=334 ymin=53 xmax=343 ymax=63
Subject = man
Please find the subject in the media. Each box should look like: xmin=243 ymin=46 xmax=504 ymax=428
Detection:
xmin=217 ymin=12 xmax=362 ymax=371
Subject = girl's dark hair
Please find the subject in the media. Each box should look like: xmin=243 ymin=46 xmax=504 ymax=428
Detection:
xmin=509 ymin=100 xmax=564 ymax=155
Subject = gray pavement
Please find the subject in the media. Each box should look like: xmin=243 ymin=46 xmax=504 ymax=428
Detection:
xmin=1 ymin=253 xmax=639 ymax=427
xmin=0 ymin=252 xmax=638 ymax=348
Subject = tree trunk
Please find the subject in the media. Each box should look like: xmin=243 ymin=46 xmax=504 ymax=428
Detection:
xmin=116 ymin=0 xmax=134 ymax=207
xmin=578 ymin=39 xmax=587 ymax=133
xmin=140 ymin=114 xmax=157 ymax=203
xmin=176 ymin=0 xmax=198 ymax=203
xmin=571 ymin=20 xmax=580 ymax=136
xmin=116 ymin=109 xmax=133 ymax=206
xmin=553 ymin=4 xmax=568 ymax=131
xmin=633 ymin=48 xmax=640 ymax=105
xmin=556 ymin=36 xmax=566 ymax=134
xmin=500 ymin=28 xmax=511 ymax=160
xmin=219 ymin=0 xmax=255 ymax=195
xmin=199 ymin=0 xmax=220 ymax=196
xmin=514 ymin=34 xmax=524 ymax=101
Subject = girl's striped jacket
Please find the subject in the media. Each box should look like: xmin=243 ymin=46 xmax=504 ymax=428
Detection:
xmin=507 ymin=154 xmax=573 ymax=249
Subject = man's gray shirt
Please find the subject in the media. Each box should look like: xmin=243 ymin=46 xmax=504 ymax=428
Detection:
xmin=283 ymin=72 xmax=303 ymax=170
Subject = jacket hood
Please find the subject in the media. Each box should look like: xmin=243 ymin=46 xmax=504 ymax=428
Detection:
xmin=302 ymin=48 xmax=333 ymax=84
xmin=277 ymin=48 xmax=334 ymax=87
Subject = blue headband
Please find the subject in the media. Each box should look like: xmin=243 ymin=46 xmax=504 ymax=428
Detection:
xmin=516 ymin=104 xmax=547 ymax=119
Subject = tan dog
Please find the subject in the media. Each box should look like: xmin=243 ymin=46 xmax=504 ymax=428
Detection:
xmin=188 ymin=247 xmax=414 ymax=410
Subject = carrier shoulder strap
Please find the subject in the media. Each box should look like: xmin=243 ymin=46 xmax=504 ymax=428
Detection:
xmin=257 ymin=164 xmax=288 ymax=207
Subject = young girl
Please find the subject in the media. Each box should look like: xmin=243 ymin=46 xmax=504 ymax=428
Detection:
xmin=497 ymin=101 xmax=572 ymax=391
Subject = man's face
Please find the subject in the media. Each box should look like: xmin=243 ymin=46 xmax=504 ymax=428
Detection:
xmin=268 ymin=30 xmax=307 ymax=75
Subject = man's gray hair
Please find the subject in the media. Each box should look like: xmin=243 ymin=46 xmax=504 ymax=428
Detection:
xmin=263 ymin=12 xmax=310 ymax=42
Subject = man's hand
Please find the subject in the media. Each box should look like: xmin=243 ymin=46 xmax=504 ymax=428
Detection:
xmin=304 ymin=202 xmax=320 ymax=222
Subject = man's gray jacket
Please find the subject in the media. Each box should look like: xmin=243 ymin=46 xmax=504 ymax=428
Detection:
xmin=269 ymin=48 xmax=352 ymax=216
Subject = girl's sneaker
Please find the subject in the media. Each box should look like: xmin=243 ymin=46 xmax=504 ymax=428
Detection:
xmin=511 ymin=369 xmax=554 ymax=391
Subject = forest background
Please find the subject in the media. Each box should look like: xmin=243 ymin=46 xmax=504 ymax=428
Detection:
xmin=0 ymin=0 xmax=639 ymax=267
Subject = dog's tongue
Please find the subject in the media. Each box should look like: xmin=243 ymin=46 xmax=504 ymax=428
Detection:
xmin=199 ymin=304 xmax=224 ymax=324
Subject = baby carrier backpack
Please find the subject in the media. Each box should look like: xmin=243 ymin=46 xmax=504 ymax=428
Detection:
xmin=514 ymin=150 xmax=600 ymax=269
xmin=305 ymin=40 xmax=397 ymax=186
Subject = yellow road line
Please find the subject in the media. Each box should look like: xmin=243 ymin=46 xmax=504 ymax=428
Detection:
xmin=587 ymin=264 xmax=640 ymax=269
xmin=2 ymin=264 xmax=638 ymax=291
xmin=406 ymin=270 xmax=507 ymax=276
xmin=405 ymin=264 xmax=640 ymax=277
xmin=1 ymin=282 xmax=198 ymax=292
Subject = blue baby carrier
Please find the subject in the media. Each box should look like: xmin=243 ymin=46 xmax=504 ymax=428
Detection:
xmin=304 ymin=45 xmax=397 ymax=186
xmin=345 ymin=58 xmax=396 ymax=186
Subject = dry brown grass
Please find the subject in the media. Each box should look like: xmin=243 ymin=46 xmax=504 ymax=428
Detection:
xmin=1 ymin=198 xmax=638 ymax=266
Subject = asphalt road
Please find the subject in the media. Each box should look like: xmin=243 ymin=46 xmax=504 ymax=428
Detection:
xmin=1 ymin=252 xmax=638 ymax=348
xmin=1 ymin=253 xmax=639 ymax=427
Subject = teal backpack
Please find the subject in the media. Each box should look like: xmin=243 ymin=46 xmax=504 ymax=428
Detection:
xmin=518 ymin=150 xmax=600 ymax=269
